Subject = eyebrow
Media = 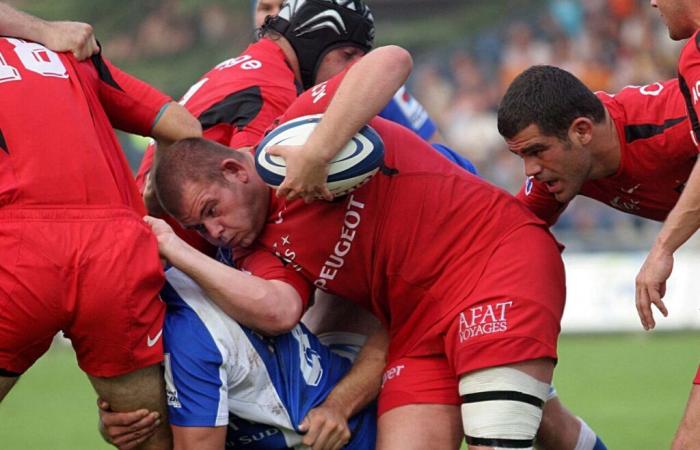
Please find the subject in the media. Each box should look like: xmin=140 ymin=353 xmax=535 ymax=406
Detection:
xmin=518 ymin=143 xmax=548 ymax=155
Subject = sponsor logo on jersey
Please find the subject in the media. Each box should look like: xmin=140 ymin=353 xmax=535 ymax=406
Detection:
xmin=525 ymin=176 xmax=534 ymax=196
xmin=291 ymin=326 xmax=324 ymax=386
xmin=381 ymin=364 xmax=406 ymax=388
xmin=314 ymin=195 xmax=365 ymax=289
xmin=311 ymin=81 xmax=328 ymax=104
xmin=609 ymin=195 xmax=640 ymax=212
xmin=147 ymin=329 xmax=163 ymax=347
xmin=458 ymin=301 xmax=513 ymax=343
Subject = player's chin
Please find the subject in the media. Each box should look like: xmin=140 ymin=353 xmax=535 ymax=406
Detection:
xmin=553 ymin=188 xmax=575 ymax=204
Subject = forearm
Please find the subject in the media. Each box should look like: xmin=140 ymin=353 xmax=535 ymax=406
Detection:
xmin=654 ymin=160 xmax=700 ymax=253
xmin=167 ymin=241 xmax=302 ymax=335
xmin=151 ymin=102 xmax=202 ymax=148
xmin=322 ymin=327 xmax=387 ymax=418
xmin=306 ymin=45 xmax=413 ymax=162
xmin=0 ymin=3 xmax=47 ymax=40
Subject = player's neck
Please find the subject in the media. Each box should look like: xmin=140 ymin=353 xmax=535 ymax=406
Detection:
xmin=272 ymin=36 xmax=302 ymax=85
xmin=591 ymin=110 xmax=621 ymax=179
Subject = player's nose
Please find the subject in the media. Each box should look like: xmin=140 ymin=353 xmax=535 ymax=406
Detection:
xmin=523 ymin=156 xmax=542 ymax=177
xmin=203 ymin=219 xmax=223 ymax=241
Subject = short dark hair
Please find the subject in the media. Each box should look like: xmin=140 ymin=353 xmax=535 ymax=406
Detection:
xmin=497 ymin=65 xmax=605 ymax=140
xmin=153 ymin=137 xmax=245 ymax=218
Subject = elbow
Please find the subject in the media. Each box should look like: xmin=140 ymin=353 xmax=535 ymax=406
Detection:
xmin=256 ymin=297 xmax=303 ymax=336
xmin=377 ymin=45 xmax=413 ymax=83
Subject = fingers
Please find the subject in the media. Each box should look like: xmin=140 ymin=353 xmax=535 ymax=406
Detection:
xmin=300 ymin=414 xmax=350 ymax=450
xmin=72 ymin=34 xmax=99 ymax=60
xmin=101 ymin=409 xmax=160 ymax=450
xmin=635 ymin=279 xmax=669 ymax=331
xmin=109 ymin=417 xmax=160 ymax=450
xmin=276 ymin=184 xmax=334 ymax=203
xmin=635 ymin=283 xmax=655 ymax=331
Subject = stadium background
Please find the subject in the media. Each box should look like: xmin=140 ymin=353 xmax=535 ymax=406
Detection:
xmin=1 ymin=0 xmax=699 ymax=449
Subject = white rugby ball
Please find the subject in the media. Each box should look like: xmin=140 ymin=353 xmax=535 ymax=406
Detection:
xmin=255 ymin=114 xmax=384 ymax=196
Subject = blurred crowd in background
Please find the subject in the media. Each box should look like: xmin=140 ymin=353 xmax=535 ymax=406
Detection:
xmin=408 ymin=0 xmax=681 ymax=251
xmin=16 ymin=0 xmax=687 ymax=251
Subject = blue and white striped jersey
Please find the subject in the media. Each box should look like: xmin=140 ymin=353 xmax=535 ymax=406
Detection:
xmin=162 ymin=268 xmax=376 ymax=449
xmin=379 ymin=85 xmax=436 ymax=141
xmin=379 ymin=85 xmax=479 ymax=175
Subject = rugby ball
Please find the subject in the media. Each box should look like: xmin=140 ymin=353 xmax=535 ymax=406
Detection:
xmin=255 ymin=114 xmax=384 ymax=196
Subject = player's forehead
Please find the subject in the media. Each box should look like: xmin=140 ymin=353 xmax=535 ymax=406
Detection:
xmin=505 ymin=123 xmax=551 ymax=153
xmin=179 ymin=180 xmax=215 ymax=225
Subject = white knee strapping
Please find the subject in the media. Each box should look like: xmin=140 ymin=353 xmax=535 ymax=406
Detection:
xmin=574 ymin=417 xmax=597 ymax=450
xmin=459 ymin=367 xmax=550 ymax=450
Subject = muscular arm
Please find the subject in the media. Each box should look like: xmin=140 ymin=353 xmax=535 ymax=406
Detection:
xmin=145 ymin=216 xmax=303 ymax=335
xmin=301 ymin=326 xmax=387 ymax=450
xmin=272 ymin=45 xmax=413 ymax=201
xmin=0 ymin=3 xmax=98 ymax=59
xmin=172 ymin=425 xmax=226 ymax=450
xmin=635 ymin=158 xmax=700 ymax=329
xmin=151 ymin=102 xmax=202 ymax=147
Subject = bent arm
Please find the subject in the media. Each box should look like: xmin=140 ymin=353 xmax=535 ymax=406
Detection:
xmin=300 ymin=326 xmax=386 ymax=449
xmin=306 ymin=45 xmax=412 ymax=163
xmin=634 ymin=158 xmax=700 ymax=329
xmin=650 ymin=159 xmax=700 ymax=254
xmin=146 ymin=216 xmax=303 ymax=335
xmin=323 ymin=326 xmax=387 ymax=416
xmin=151 ymin=102 xmax=203 ymax=146
xmin=273 ymin=45 xmax=412 ymax=201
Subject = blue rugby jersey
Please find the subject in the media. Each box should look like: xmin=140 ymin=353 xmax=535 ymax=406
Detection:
xmin=379 ymin=85 xmax=478 ymax=175
xmin=378 ymin=85 xmax=436 ymax=140
xmin=161 ymin=268 xmax=377 ymax=449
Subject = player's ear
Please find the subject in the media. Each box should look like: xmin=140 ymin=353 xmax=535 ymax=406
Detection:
xmin=221 ymin=158 xmax=249 ymax=183
xmin=569 ymin=117 xmax=593 ymax=145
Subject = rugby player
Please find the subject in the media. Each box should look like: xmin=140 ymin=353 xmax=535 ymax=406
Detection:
xmin=147 ymin=50 xmax=566 ymax=450
xmin=498 ymin=63 xmax=697 ymax=450
xmin=0 ymin=32 xmax=200 ymax=450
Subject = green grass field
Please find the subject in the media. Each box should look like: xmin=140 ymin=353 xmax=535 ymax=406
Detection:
xmin=0 ymin=332 xmax=697 ymax=450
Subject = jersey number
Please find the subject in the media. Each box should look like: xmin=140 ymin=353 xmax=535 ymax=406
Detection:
xmin=0 ymin=38 xmax=68 ymax=83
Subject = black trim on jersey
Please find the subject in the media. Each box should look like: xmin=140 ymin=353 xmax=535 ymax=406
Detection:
xmin=695 ymin=31 xmax=700 ymax=53
xmin=624 ymin=117 xmax=686 ymax=143
xmin=380 ymin=164 xmax=399 ymax=176
xmin=461 ymin=390 xmax=544 ymax=408
xmin=198 ymin=86 xmax=263 ymax=131
xmin=465 ymin=436 xmax=534 ymax=449
xmin=0 ymin=367 xmax=21 ymax=377
xmin=679 ymin=74 xmax=700 ymax=142
xmin=0 ymin=129 xmax=7 ymax=154
xmin=90 ymin=45 xmax=123 ymax=92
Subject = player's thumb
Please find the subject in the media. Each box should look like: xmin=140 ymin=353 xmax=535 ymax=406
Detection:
xmin=265 ymin=144 xmax=287 ymax=159
xmin=298 ymin=416 xmax=310 ymax=433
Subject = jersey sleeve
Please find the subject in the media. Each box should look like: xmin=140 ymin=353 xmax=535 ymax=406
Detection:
xmin=678 ymin=31 xmax=700 ymax=148
xmin=76 ymin=53 xmax=171 ymax=137
xmin=378 ymin=85 xmax=437 ymax=140
xmin=236 ymin=246 xmax=315 ymax=310
xmin=163 ymin=301 xmax=230 ymax=427
xmin=515 ymin=176 xmax=567 ymax=226
xmin=276 ymin=67 xmax=351 ymax=122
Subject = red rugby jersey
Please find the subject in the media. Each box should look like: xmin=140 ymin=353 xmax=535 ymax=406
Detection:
xmin=678 ymin=30 xmax=700 ymax=150
xmin=236 ymin=72 xmax=550 ymax=358
xmin=0 ymin=38 xmax=169 ymax=211
xmin=517 ymin=79 xmax=696 ymax=225
xmin=135 ymin=38 xmax=299 ymax=187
